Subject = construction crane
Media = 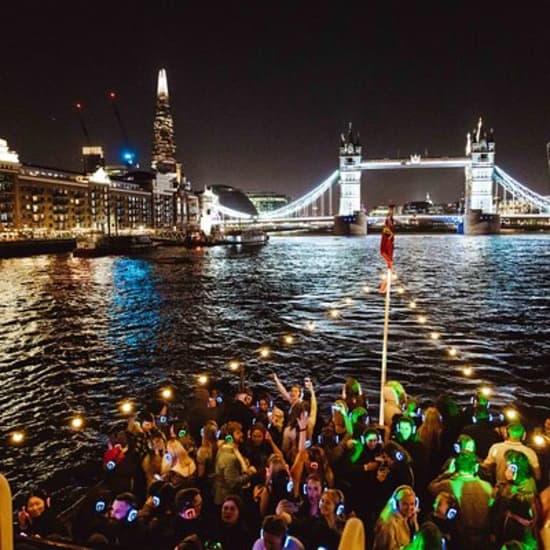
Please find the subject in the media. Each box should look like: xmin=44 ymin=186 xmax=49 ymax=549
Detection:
xmin=74 ymin=101 xmax=91 ymax=146
xmin=108 ymin=90 xmax=136 ymax=167
xmin=74 ymin=101 xmax=104 ymax=174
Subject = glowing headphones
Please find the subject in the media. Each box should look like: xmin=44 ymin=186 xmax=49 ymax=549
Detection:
xmin=334 ymin=489 xmax=345 ymax=518
xmin=179 ymin=429 xmax=187 ymax=439
xmin=225 ymin=434 xmax=234 ymax=444
xmin=386 ymin=443 xmax=406 ymax=462
xmin=361 ymin=430 xmax=383 ymax=445
xmin=179 ymin=492 xmax=199 ymax=520
xmin=508 ymin=462 xmax=518 ymax=480
xmin=302 ymin=479 xmax=327 ymax=496
xmin=454 ymin=435 xmax=476 ymax=454
xmin=397 ymin=417 xmax=416 ymax=435
xmin=471 ymin=412 xmax=495 ymax=423
xmin=124 ymin=503 xmax=138 ymax=523
xmin=390 ymin=485 xmax=418 ymax=513
xmin=158 ymin=415 xmax=168 ymax=425
xmin=446 ymin=506 xmax=458 ymax=520
xmin=342 ymin=380 xmax=363 ymax=399
xmin=260 ymin=529 xmax=291 ymax=548
xmin=95 ymin=498 xmax=107 ymax=513
xmin=256 ymin=398 xmax=274 ymax=410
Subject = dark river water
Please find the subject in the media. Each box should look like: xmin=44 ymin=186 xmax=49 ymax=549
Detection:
xmin=1 ymin=234 xmax=549 ymax=505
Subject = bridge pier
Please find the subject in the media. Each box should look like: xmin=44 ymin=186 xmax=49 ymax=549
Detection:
xmin=334 ymin=211 xmax=367 ymax=236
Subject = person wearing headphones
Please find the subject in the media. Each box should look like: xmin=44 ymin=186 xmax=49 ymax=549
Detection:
xmin=17 ymin=488 xmax=67 ymax=541
xmin=213 ymin=421 xmax=257 ymax=506
xmin=493 ymin=450 xmax=538 ymax=548
xmin=393 ymin=415 xmax=428 ymax=504
xmin=428 ymin=451 xmax=493 ymax=549
xmin=303 ymin=489 xmax=346 ymax=550
xmin=169 ymin=487 xmax=209 ymax=547
xmin=482 ymin=422 xmax=541 ymax=484
xmin=252 ymin=514 xmax=305 ymax=550
xmin=428 ymin=491 xmax=460 ymax=549
xmin=373 ymin=441 xmax=414 ymax=520
xmin=461 ymin=405 xmax=501 ymax=460
xmin=99 ymin=491 xmax=147 ymax=549
xmin=373 ymin=485 xmax=419 ymax=550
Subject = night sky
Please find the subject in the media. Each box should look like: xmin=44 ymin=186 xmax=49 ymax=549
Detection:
xmin=1 ymin=2 xmax=549 ymax=206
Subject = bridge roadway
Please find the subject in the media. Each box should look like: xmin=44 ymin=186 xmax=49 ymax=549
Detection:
xmin=219 ymin=213 xmax=550 ymax=230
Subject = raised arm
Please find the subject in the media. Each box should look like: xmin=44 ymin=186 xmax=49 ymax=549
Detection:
xmin=304 ymin=377 xmax=317 ymax=437
xmin=272 ymin=372 xmax=291 ymax=403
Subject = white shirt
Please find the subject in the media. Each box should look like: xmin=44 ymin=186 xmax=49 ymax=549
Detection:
xmin=483 ymin=440 xmax=540 ymax=482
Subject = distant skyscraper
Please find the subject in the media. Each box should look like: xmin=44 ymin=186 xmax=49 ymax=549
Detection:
xmin=152 ymin=68 xmax=176 ymax=172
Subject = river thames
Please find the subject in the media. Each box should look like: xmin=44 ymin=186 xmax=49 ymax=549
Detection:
xmin=1 ymin=234 xmax=549 ymax=503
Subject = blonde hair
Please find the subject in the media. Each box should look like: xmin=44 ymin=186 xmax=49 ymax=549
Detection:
xmin=338 ymin=517 xmax=365 ymax=550
xmin=162 ymin=438 xmax=194 ymax=475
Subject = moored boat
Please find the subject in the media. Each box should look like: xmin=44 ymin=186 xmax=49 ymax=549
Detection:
xmin=73 ymin=235 xmax=156 ymax=258
xmin=221 ymin=228 xmax=269 ymax=246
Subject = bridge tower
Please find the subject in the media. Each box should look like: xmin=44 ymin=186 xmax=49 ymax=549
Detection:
xmin=334 ymin=123 xmax=367 ymax=235
xmin=464 ymin=117 xmax=500 ymax=234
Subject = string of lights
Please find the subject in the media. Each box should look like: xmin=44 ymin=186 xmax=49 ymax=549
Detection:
xmin=5 ymin=266 xmax=546 ymax=451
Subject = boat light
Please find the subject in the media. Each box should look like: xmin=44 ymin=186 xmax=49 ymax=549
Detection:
xmin=70 ymin=416 xmax=84 ymax=430
xmin=10 ymin=431 xmax=25 ymax=445
xmin=160 ymin=387 xmax=173 ymax=400
xmin=258 ymin=347 xmax=271 ymax=359
xmin=120 ymin=401 xmax=134 ymax=415
xmin=228 ymin=360 xmax=241 ymax=371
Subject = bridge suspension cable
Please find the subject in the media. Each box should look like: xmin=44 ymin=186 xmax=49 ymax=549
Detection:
xmin=494 ymin=166 xmax=550 ymax=213
xmin=259 ymin=170 xmax=339 ymax=220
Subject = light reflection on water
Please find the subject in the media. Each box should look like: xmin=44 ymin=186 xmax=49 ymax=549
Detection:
xmin=0 ymin=234 xmax=549 ymax=502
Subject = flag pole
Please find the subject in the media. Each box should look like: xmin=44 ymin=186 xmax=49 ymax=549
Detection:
xmin=379 ymin=267 xmax=392 ymax=425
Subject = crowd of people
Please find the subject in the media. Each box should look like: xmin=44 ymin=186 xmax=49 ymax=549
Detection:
xmin=13 ymin=374 xmax=550 ymax=550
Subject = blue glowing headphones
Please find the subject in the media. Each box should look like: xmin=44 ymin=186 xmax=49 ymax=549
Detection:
xmin=390 ymin=485 xmax=418 ymax=513
xmin=126 ymin=507 xmax=138 ymax=523
xmin=95 ymin=499 xmax=107 ymax=513
xmin=509 ymin=462 xmax=518 ymax=480
xmin=446 ymin=506 xmax=458 ymax=520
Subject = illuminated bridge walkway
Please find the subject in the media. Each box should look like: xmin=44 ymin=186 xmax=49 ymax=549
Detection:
xmin=213 ymin=158 xmax=550 ymax=226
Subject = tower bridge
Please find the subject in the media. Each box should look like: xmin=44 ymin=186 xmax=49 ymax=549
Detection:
xmin=208 ymin=118 xmax=550 ymax=235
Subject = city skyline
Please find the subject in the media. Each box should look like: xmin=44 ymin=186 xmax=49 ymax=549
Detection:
xmin=1 ymin=2 xmax=549 ymax=206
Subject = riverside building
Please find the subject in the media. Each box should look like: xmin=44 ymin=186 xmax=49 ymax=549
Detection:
xmin=0 ymin=69 xmax=200 ymax=238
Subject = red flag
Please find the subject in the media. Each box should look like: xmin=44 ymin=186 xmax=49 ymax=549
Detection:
xmin=379 ymin=210 xmax=395 ymax=292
